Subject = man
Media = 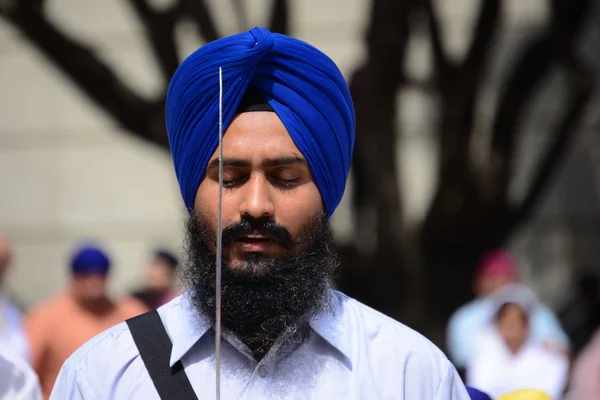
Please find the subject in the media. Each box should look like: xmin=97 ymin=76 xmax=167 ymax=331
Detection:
xmin=131 ymin=248 xmax=181 ymax=309
xmin=446 ymin=250 xmax=569 ymax=373
xmin=466 ymin=287 xmax=569 ymax=399
xmin=51 ymin=27 xmax=469 ymax=399
xmin=0 ymin=234 xmax=30 ymax=362
xmin=0 ymin=351 xmax=43 ymax=400
xmin=25 ymin=244 xmax=147 ymax=398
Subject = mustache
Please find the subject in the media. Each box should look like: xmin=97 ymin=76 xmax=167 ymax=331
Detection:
xmin=221 ymin=216 xmax=294 ymax=249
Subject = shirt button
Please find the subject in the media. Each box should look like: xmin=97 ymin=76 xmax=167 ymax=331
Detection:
xmin=258 ymin=365 xmax=268 ymax=377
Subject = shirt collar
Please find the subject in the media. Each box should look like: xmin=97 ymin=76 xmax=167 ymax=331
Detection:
xmin=166 ymin=292 xmax=211 ymax=367
xmin=308 ymin=287 xmax=353 ymax=369
xmin=166 ymin=287 xmax=353 ymax=369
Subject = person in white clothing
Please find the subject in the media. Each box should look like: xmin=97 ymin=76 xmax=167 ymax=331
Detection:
xmin=50 ymin=27 xmax=469 ymax=399
xmin=0 ymin=352 xmax=42 ymax=400
xmin=466 ymin=285 xmax=569 ymax=399
xmin=0 ymin=234 xmax=30 ymax=363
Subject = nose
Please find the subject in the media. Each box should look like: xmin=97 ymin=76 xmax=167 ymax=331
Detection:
xmin=238 ymin=174 xmax=275 ymax=218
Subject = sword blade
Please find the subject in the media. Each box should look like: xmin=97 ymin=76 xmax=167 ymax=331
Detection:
xmin=215 ymin=66 xmax=224 ymax=400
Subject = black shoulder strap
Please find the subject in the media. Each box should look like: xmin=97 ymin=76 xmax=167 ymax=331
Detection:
xmin=126 ymin=310 xmax=199 ymax=400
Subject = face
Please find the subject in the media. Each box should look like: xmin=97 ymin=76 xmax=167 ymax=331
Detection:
xmin=183 ymin=112 xmax=338 ymax=359
xmin=194 ymin=112 xmax=323 ymax=270
xmin=497 ymin=303 xmax=529 ymax=353
xmin=71 ymin=274 xmax=108 ymax=305
xmin=143 ymin=258 xmax=175 ymax=293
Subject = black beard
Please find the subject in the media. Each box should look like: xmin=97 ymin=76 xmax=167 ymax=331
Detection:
xmin=181 ymin=213 xmax=339 ymax=360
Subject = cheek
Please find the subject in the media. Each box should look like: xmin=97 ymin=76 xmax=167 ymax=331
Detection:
xmin=195 ymin=180 xmax=216 ymax=216
xmin=194 ymin=181 xmax=244 ymax=230
xmin=273 ymin=185 xmax=323 ymax=236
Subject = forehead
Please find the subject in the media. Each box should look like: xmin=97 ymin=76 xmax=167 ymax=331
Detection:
xmin=218 ymin=112 xmax=302 ymax=158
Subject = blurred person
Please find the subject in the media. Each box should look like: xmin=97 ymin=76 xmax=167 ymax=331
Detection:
xmin=24 ymin=244 xmax=147 ymax=399
xmin=50 ymin=28 xmax=470 ymax=399
xmin=447 ymin=250 xmax=570 ymax=373
xmin=568 ymin=327 xmax=600 ymax=400
xmin=0 ymin=352 xmax=43 ymax=400
xmin=130 ymin=248 xmax=181 ymax=309
xmin=466 ymin=285 xmax=569 ymax=399
xmin=498 ymin=390 xmax=553 ymax=400
xmin=0 ymin=234 xmax=30 ymax=362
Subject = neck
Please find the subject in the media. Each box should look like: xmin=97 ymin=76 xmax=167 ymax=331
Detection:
xmin=73 ymin=294 xmax=113 ymax=314
xmin=507 ymin=341 xmax=524 ymax=355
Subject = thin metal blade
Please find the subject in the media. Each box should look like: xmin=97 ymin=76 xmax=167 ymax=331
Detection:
xmin=215 ymin=66 xmax=224 ymax=400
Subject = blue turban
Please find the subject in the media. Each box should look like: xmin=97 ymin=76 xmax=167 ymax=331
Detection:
xmin=466 ymin=387 xmax=492 ymax=400
xmin=166 ymin=27 xmax=355 ymax=217
xmin=70 ymin=246 xmax=110 ymax=275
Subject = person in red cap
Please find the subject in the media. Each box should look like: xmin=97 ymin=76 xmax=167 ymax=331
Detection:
xmin=446 ymin=249 xmax=569 ymax=375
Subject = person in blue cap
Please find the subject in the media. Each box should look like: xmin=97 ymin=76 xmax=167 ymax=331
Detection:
xmin=51 ymin=28 xmax=470 ymax=399
xmin=24 ymin=244 xmax=147 ymax=398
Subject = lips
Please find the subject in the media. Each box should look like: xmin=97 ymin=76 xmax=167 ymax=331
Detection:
xmin=235 ymin=232 xmax=275 ymax=252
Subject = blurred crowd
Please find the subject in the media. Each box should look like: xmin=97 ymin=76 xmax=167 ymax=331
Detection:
xmin=447 ymin=250 xmax=600 ymax=400
xmin=0 ymin=232 xmax=599 ymax=399
xmin=0 ymin=234 xmax=181 ymax=399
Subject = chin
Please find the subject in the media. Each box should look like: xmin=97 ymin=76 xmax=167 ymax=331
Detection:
xmin=227 ymin=255 xmax=278 ymax=277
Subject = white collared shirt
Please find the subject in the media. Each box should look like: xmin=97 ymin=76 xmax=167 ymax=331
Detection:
xmin=0 ymin=296 xmax=30 ymax=363
xmin=50 ymin=290 xmax=469 ymax=399
xmin=0 ymin=352 xmax=43 ymax=400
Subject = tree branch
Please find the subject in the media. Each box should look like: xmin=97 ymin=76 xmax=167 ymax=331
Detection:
xmin=229 ymin=0 xmax=249 ymax=32
xmin=462 ymin=0 xmax=500 ymax=81
xmin=0 ymin=5 xmax=169 ymax=148
xmin=180 ymin=0 xmax=220 ymax=42
xmin=431 ymin=0 xmax=500 ymax=181
xmin=349 ymin=0 xmax=414 ymax=252
xmin=455 ymin=0 xmax=500 ymax=137
xmin=489 ymin=0 xmax=591 ymax=202
xmin=127 ymin=0 xmax=180 ymax=84
xmin=268 ymin=0 xmax=289 ymax=35
xmin=507 ymin=54 xmax=594 ymax=233
xmin=488 ymin=37 xmax=553 ymax=198
xmin=422 ymin=0 xmax=450 ymax=84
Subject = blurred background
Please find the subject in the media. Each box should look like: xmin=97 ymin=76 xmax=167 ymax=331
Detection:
xmin=1 ymin=0 xmax=600 ymax=398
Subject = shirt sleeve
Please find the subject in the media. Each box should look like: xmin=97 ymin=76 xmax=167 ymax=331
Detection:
xmin=435 ymin=364 xmax=471 ymax=400
xmin=49 ymin=362 xmax=97 ymax=400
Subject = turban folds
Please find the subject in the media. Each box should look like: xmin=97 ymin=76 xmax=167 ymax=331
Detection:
xmin=166 ymin=27 xmax=355 ymax=217
xmin=70 ymin=246 xmax=110 ymax=275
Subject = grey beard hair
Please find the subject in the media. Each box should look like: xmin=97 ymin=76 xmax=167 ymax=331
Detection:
xmin=179 ymin=212 xmax=340 ymax=360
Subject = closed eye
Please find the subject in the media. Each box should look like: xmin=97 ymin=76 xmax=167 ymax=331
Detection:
xmin=271 ymin=177 xmax=299 ymax=189
xmin=222 ymin=177 xmax=247 ymax=188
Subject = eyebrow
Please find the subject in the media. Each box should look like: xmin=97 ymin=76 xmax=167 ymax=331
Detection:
xmin=206 ymin=156 xmax=307 ymax=170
